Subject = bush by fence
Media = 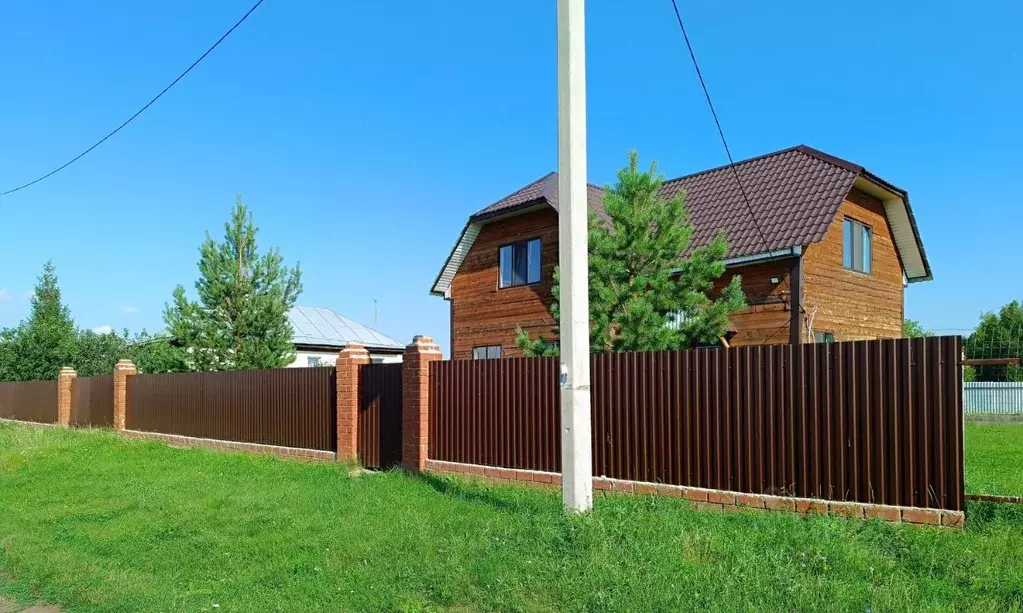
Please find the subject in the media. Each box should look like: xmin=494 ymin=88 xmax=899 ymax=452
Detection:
xmin=0 ymin=380 xmax=58 ymax=424
xmin=430 ymin=337 xmax=965 ymax=511
xmin=127 ymin=367 xmax=338 ymax=452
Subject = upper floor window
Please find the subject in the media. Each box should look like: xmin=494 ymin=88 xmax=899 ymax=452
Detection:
xmin=843 ymin=218 xmax=872 ymax=274
xmin=814 ymin=331 xmax=835 ymax=344
xmin=499 ymin=238 xmax=542 ymax=288
xmin=473 ymin=345 xmax=502 ymax=360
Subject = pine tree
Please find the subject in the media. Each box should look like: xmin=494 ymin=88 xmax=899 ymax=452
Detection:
xmin=517 ymin=151 xmax=746 ymax=355
xmin=164 ymin=195 xmax=303 ymax=371
xmin=0 ymin=261 xmax=78 ymax=381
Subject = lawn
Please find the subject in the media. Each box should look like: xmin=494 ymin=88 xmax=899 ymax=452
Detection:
xmin=966 ymin=424 xmax=1023 ymax=497
xmin=1 ymin=423 xmax=1022 ymax=612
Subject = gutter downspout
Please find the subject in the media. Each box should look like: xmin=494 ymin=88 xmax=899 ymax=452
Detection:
xmin=789 ymin=251 xmax=803 ymax=345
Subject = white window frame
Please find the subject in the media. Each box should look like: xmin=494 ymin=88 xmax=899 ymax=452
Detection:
xmin=472 ymin=345 xmax=503 ymax=360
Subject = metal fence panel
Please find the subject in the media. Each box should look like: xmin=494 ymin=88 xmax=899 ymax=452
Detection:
xmin=358 ymin=363 xmax=403 ymax=469
xmin=964 ymin=382 xmax=1023 ymax=414
xmin=0 ymin=380 xmax=58 ymax=424
xmin=127 ymin=367 xmax=337 ymax=451
xmin=429 ymin=336 xmax=965 ymax=511
xmin=71 ymin=375 xmax=114 ymax=427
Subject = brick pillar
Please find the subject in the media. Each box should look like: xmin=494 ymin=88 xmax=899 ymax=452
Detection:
xmin=57 ymin=367 xmax=77 ymax=427
xmin=335 ymin=343 xmax=370 ymax=462
xmin=402 ymin=336 xmax=442 ymax=472
xmin=113 ymin=359 xmax=137 ymax=432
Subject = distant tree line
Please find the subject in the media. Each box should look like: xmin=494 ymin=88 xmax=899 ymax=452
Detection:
xmin=905 ymin=301 xmax=1023 ymax=382
xmin=0 ymin=196 xmax=301 ymax=382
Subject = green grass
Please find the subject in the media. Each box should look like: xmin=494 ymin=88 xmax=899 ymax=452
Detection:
xmin=1 ymin=423 xmax=1022 ymax=612
xmin=966 ymin=424 xmax=1023 ymax=497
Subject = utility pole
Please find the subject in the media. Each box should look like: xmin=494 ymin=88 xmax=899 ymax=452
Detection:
xmin=557 ymin=0 xmax=592 ymax=513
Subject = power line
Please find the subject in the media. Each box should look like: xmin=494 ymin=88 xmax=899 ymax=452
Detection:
xmin=1 ymin=0 xmax=266 ymax=197
xmin=667 ymin=0 xmax=809 ymax=342
xmin=667 ymin=0 xmax=772 ymax=255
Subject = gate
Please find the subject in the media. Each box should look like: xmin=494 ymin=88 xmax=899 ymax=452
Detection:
xmin=358 ymin=363 xmax=403 ymax=469
xmin=71 ymin=375 xmax=114 ymax=427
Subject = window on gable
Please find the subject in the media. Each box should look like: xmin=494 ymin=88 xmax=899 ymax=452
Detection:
xmin=472 ymin=345 xmax=503 ymax=360
xmin=843 ymin=218 xmax=872 ymax=274
xmin=499 ymin=238 xmax=542 ymax=288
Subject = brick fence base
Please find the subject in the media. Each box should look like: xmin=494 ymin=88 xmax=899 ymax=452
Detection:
xmin=124 ymin=430 xmax=337 ymax=462
xmin=967 ymin=493 xmax=1023 ymax=505
xmin=425 ymin=459 xmax=965 ymax=528
xmin=0 ymin=417 xmax=61 ymax=428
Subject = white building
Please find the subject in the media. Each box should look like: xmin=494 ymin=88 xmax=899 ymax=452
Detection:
xmin=286 ymin=306 xmax=405 ymax=367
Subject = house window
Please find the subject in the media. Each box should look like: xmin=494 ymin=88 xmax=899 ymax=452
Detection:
xmin=473 ymin=345 xmax=503 ymax=360
xmin=499 ymin=238 xmax=542 ymax=288
xmin=814 ymin=331 xmax=835 ymax=344
xmin=843 ymin=218 xmax=872 ymax=274
xmin=307 ymin=356 xmax=323 ymax=367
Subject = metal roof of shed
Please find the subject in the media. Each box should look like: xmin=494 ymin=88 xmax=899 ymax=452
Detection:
xmin=288 ymin=306 xmax=404 ymax=350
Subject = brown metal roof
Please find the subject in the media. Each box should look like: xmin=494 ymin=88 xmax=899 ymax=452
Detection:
xmin=471 ymin=145 xmax=859 ymax=259
xmin=433 ymin=145 xmax=931 ymax=296
xmin=470 ymin=171 xmax=609 ymax=224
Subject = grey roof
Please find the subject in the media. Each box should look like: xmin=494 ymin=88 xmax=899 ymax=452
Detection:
xmin=288 ymin=306 xmax=404 ymax=351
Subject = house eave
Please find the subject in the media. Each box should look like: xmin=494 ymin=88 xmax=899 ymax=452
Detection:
xmin=430 ymin=202 xmax=550 ymax=297
xmin=851 ymin=175 xmax=932 ymax=283
xmin=294 ymin=342 xmax=404 ymax=355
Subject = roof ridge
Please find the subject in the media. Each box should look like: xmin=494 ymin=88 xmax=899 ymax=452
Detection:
xmin=793 ymin=145 xmax=864 ymax=174
xmin=471 ymin=171 xmax=556 ymax=217
xmin=662 ymin=145 xmax=806 ymax=186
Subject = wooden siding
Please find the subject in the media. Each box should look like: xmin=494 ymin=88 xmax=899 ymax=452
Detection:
xmin=450 ymin=208 xmax=559 ymax=359
xmin=714 ymin=259 xmax=794 ymax=346
xmin=448 ymin=187 xmax=906 ymax=355
xmin=802 ymin=188 xmax=904 ymax=341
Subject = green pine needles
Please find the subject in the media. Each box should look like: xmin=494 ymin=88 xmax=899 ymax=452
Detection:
xmin=517 ymin=151 xmax=745 ymax=356
xmin=164 ymin=195 xmax=303 ymax=371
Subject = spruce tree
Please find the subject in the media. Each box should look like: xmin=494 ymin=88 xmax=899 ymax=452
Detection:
xmin=0 ymin=261 xmax=78 ymax=381
xmin=164 ymin=195 xmax=303 ymax=371
xmin=517 ymin=151 xmax=746 ymax=355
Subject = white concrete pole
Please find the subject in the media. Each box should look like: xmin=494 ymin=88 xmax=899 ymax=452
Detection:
xmin=557 ymin=0 xmax=593 ymax=513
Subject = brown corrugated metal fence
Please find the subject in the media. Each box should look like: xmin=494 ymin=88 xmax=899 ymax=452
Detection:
xmin=358 ymin=363 xmax=403 ymax=469
xmin=71 ymin=375 xmax=114 ymax=427
xmin=430 ymin=337 xmax=965 ymax=511
xmin=127 ymin=367 xmax=337 ymax=451
xmin=0 ymin=380 xmax=59 ymax=424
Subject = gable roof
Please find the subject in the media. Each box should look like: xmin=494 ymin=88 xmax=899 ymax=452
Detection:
xmin=431 ymin=145 xmax=931 ymax=296
xmin=288 ymin=306 xmax=404 ymax=351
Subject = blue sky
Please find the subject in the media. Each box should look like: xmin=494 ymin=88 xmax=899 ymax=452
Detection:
xmin=1 ymin=1 xmax=1020 ymax=353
